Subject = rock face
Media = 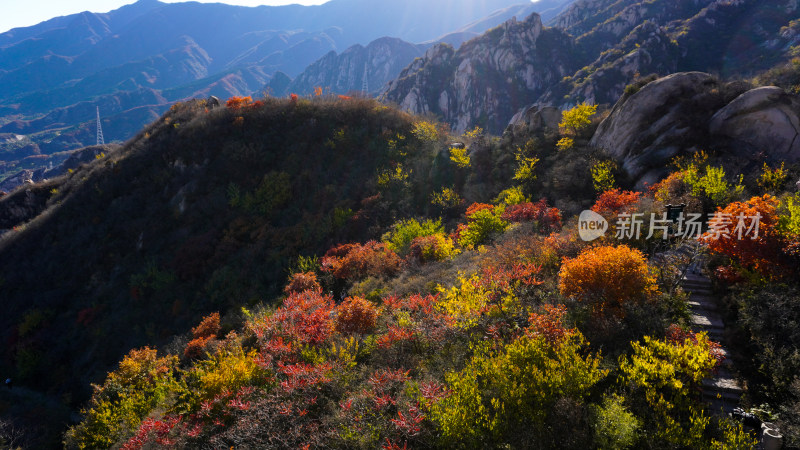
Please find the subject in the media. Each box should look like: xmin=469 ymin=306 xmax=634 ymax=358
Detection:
xmin=0 ymin=185 xmax=50 ymax=230
xmin=710 ymin=87 xmax=800 ymax=162
xmin=516 ymin=0 xmax=799 ymax=113
xmin=591 ymin=72 xmax=724 ymax=186
xmin=276 ymin=37 xmax=425 ymax=97
xmin=381 ymin=13 xmax=578 ymax=133
xmin=536 ymin=20 xmax=680 ymax=108
xmin=590 ymin=72 xmax=800 ymax=187
xmin=507 ymin=105 xmax=562 ymax=132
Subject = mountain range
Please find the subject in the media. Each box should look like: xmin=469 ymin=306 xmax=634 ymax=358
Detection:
xmin=0 ymin=0 xmax=572 ymax=185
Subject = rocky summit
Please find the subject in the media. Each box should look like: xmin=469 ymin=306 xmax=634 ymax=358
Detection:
xmin=381 ymin=13 xmax=578 ymax=133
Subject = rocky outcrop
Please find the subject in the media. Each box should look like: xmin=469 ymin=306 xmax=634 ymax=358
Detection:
xmin=381 ymin=13 xmax=578 ymax=133
xmin=590 ymin=72 xmax=800 ymax=187
xmin=507 ymin=105 xmax=562 ymax=132
xmin=0 ymin=184 xmax=51 ymax=230
xmin=278 ymin=37 xmax=424 ymax=97
xmin=591 ymin=72 xmax=723 ymax=187
xmin=710 ymin=87 xmax=800 ymax=162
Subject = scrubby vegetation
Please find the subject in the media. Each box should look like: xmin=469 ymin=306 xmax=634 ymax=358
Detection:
xmin=1 ymin=93 xmax=799 ymax=447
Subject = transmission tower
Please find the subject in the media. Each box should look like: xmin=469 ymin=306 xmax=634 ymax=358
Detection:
xmin=361 ymin=63 xmax=369 ymax=94
xmin=96 ymin=106 xmax=105 ymax=146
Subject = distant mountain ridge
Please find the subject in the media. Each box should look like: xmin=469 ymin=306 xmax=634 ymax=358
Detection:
xmin=0 ymin=0 xmax=531 ymax=179
xmin=276 ymin=0 xmax=576 ymax=98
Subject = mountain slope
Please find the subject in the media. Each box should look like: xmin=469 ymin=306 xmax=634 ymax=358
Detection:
xmin=0 ymin=96 xmax=440 ymax=443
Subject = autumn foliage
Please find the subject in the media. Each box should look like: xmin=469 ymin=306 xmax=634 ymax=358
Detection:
xmin=559 ymin=245 xmax=658 ymax=315
xmin=250 ymin=289 xmax=336 ymax=347
xmin=185 ymin=312 xmax=221 ymax=359
xmin=321 ymin=241 xmax=402 ymax=280
xmin=702 ymin=194 xmax=790 ymax=278
xmin=501 ymin=199 xmax=562 ymax=232
xmin=336 ymin=296 xmax=379 ymax=335
xmin=407 ymin=233 xmax=459 ymax=263
xmin=591 ymin=188 xmax=642 ymax=216
xmin=226 ymin=96 xmax=252 ymax=109
xmin=284 ymin=271 xmax=322 ymax=295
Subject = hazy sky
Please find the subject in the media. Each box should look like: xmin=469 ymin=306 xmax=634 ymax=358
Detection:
xmin=0 ymin=0 xmax=329 ymax=34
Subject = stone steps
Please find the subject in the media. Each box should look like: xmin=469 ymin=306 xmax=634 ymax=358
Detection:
xmin=680 ymin=274 xmax=743 ymax=415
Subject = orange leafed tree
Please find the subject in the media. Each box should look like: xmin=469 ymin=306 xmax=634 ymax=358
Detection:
xmin=191 ymin=312 xmax=221 ymax=339
xmin=185 ymin=312 xmax=221 ymax=359
xmin=702 ymin=194 xmax=789 ymax=278
xmin=558 ymin=244 xmax=658 ymax=316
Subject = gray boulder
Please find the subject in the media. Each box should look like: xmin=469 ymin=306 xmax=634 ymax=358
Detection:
xmin=507 ymin=105 xmax=562 ymax=132
xmin=710 ymin=86 xmax=800 ymax=163
xmin=590 ymin=72 xmax=723 ymax=187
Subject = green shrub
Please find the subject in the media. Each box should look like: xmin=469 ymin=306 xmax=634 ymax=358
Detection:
xmin=683 ymin=164 xmax=744 ymax=206
xmin=382 ymin=218 xmax=444 ymax=255
xmin=592 ymin=395 xmax=640 ymax=449
xmin=457 ymin=204 xmax=508 ymax=249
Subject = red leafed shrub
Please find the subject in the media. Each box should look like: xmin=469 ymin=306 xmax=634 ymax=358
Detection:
xmin=284 ymin=272 xmax=322 ymax=295
xmin=192 ymin=312 xmax=221 ymax=339
xmin=391 ymin=406 xmax=425 ymax=436
xmin=382 ymin=294 xmax=438 ymax=315
xmin=226 ymin=96 xmax=252 ymax=109
xmin=377 ymin=325 xmax=415 ymax=349
xmin=277 ymin=361 xmax=333 ymax=393
xmin=250 ymin=290 xmax=336 ymax=347
xmin=501 ymin=199 xmax=563 ymax=232
xmin=321 ymin=241 xmax=402 ymax=280
xmin=290 ymin=93 xmax=299 ymax=102
xmin=336 ymin=296 xmax=379 ymax=335
xmin=122 ymin=416 xmax=181 ymax=450
xmin=526 ymin=304 xmax=573 ymax=345
xmin=591 ymin=188 xmax=642 ymax=216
